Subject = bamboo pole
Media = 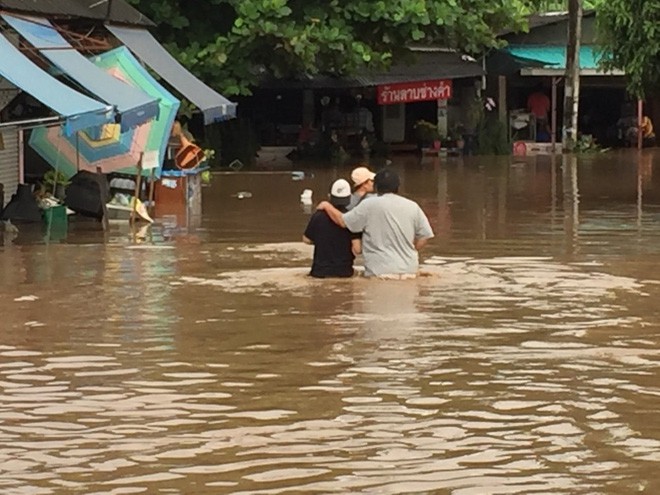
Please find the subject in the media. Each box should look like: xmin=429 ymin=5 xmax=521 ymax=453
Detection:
xmin=637 ymin=99 xmax=643 ymax=150
xmin=551 ymin=77 xmax=558 ymax=152
xmin=76 ymin=132 xmax=80 ymax=172
xmin=97 ymin=166 xmax=109 ymax=232
xmin=130 ymin=154 xmax=143 ymax=224
xmin=147 ymin=167 xmax=156 ymax=214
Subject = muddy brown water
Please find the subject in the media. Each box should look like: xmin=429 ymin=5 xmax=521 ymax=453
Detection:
xmin=0 ymin=151 xmax=659 ymax=494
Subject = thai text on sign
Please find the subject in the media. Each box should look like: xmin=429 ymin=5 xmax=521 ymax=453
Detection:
xmin=377 ymin=79 xmax=452 ymax=105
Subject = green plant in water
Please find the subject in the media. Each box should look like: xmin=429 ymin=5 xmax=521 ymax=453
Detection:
xmin=413 ymin=120 xmax=440 ymax=143
xmin=43 ymin=170 xmax=71 ymax=187
xmin=477 ymin=114 xmax=510 ymax=155
xmin=575 ymin=134 xmax=606 ymax=153
xmin=41 ymin=170 xmax=71 ymax=199
xmin=464 ymin=96 xmax=484 ymax=134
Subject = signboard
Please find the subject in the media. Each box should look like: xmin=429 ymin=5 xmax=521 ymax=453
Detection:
xmin=377 ymin=79 xmax=452 ymax=105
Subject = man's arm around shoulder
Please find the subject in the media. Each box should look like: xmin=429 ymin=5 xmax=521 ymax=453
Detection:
xmin=317 ymin=201 xmax=346 ymax=228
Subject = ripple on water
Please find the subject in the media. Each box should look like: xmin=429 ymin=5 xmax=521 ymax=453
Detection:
xmin=0 ymin=247 xmax=657 ymax=494
xmin=243 ymin=467 xmax=331 ymax=482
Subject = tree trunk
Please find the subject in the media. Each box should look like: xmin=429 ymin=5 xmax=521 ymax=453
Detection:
xmin=562 ymin=0 xmax=583 ymax=152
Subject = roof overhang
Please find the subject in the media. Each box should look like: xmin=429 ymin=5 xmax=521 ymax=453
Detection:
xmin=501 ymin=45 xmax=625 ymax=78
xmin=106 ymin=24 xmax=237 ymax=125
xmin=259 ymin=50 xmax=483 ymax=90
xmin=0 ymin=0 xmax=154 ymax=27
xmin=520 ymin=67 xmax=625 ymax=77
xmin=0 ymin=31 xmax=113 ymax=135
xmin=3 ymin=13 xmax=160 ymax=129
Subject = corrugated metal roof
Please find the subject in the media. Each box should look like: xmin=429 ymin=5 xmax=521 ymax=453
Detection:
xmin=260 ymin=51 xmax=483 ymax=89
xmin=355 ymin=51 xmax=484 ymax=85
xmin=498 ymin=10 xmax=595 ymax=37
xmin=0 ymin=0 xmax=153 ymax=26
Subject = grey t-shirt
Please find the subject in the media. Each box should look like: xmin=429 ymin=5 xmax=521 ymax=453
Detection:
xmin=347 ymin=192 xmax=374 ymax=211
xmin=343 ymin=193 xmax=434 ymax=277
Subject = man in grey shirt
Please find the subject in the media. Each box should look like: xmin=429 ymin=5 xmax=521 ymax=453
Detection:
xmin=347 ymin=166 xmax=375 ymax=210
xmin=317 ymin=168 xmax=434 ymax=278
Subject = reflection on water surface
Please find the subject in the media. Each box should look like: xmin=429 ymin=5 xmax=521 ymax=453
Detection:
xmin=0 ymin=151 xmax=659 ymax=494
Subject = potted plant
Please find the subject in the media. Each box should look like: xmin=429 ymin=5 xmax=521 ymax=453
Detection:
xmin=445 ymin=125 xmax=465 ymax=152
xmin=413 ymin=120 xmax=440 ymax=149
xmin=42 ymin=170 xmax=70 ymax=200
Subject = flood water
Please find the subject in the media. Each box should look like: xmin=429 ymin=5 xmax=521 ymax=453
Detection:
xmin=0 ymin=150 xmax=659 ymax=494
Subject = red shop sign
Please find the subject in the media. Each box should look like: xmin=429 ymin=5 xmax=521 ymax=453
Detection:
xmin=377 ymin=79 xmax=452 ymax=105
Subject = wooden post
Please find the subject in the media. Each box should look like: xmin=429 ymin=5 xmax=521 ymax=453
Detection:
xmin=637 ymin=99 xmax=643 ymax=150
xmin=637 ymin=151 xmax=643 ymax=229
xmin=105 ymin=0 xmax=114 ymax=20
xmin=18 ymin=128 xmax=24 ymax=184
xmin=562 ymin=0 xmax=583 ymax=152
xmin=550 ymin=153 xmax=558 ymax=224
xmin=498 ymin=75 xmax=507 ymax=125
xmin=130 ymin=154 xmax=143 ymax=224
xmin=76 ymin=132 xmax=80 ymax=172
xmin=97 ymin=166 xmax=109 ymax=232
xmin=147 ymin=167 xmax=156 ymax=214
xmin=562 ymin=154 xmax=579 ymax=255
xmin=551 ymin=77 xmax=559 ymax=152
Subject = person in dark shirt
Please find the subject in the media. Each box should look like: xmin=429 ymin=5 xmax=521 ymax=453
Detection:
xmin=303 ymin=179 xmax=361 ymax=278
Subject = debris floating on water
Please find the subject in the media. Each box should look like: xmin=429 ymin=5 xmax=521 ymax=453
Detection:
xmin=14 ymin=295 xmax=39 ymax=302
xmin=232 ymin=191 xmax=253 ymax=199
xmin=300 ymin=189 xmax=313 ymax=205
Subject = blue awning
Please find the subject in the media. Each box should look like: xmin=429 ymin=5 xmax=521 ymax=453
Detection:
xmin=502 ymin=45 xmax=624 ymax=76
xmin=2 ymin=14 xmax=160 ymax=130
xmin=0 ymin=33 xmax=113 ymax=135
xmin=106 ymin=24 xmax=237 ymax=125
xmin=505 ymin=45 xmax=602 ymax=70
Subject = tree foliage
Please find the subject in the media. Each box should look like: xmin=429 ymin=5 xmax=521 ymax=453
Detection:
xmin=127 ymin=0 xmax=539 ymax=96
xmin=530 ymin=0 xmax=603 ymax=12
xmin=596 ymin=0 xmax=660 ymax=97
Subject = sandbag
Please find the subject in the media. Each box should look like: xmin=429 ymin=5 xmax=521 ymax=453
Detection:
xmin=64 ymin=171 xmax=110 ymax=219
xmin=0 ymin=184 xmax=42 ymax=223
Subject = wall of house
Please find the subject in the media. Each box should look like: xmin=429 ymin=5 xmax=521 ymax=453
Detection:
xmin=0 ymin=127 xmax=19 ymax=207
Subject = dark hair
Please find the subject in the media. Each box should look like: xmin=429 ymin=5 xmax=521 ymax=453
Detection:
xmin=374 ymin=168 xmax=400 ymax=194
xmin=330 ymin=195 xmax=350 ymax=209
